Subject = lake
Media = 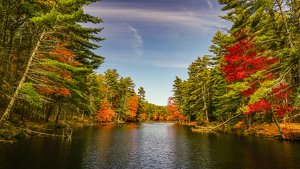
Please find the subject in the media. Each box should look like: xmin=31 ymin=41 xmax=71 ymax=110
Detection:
xmin=1 ymin=122 xmax=300 ymax=169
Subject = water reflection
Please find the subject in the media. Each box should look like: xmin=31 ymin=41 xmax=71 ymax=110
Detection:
xmin=1 ymin=123 xmax=300 ymax=169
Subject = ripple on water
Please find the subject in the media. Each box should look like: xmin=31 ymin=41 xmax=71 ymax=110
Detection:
xmin=1 ymin=123 xmax=300 ymax=169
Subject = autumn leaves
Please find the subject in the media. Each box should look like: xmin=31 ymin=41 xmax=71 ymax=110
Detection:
xmin=220 ymin=30 xmax=293 ymax=119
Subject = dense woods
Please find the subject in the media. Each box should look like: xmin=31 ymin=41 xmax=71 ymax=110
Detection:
xmin=2 ymin=0 xmax=300 ymax=141
xmin=0 ymin=0 xmax=182 ymax=137
xmin=3 ymin=1 xmax=300 ymax=169
xmin=171 ymin=0 xmax=300 ymax=138
xmin=0 ymin=0 xmax=107 ymax=130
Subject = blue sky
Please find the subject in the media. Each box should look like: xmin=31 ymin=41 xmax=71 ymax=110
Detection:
xmin=83 ymin=0 xmax=231 ymax=106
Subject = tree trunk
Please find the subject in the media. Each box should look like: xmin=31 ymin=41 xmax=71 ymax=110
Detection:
xmin=291 ymin=0 xmax=300 ymax=29
xmin=189 ymin=110 xmax=191 ymax=124
xmin=63 ymin=108 xmax=66 ymax=121
xmin=20 ymin=100 xmax=25 ymax=121
xmin=45 ymin=103 xmax=54 ymax=123
xmin=81 ymin=110 xmax=84 ymax=121
xmin=205 ymin=103 xmax=209 ymax=123
xmin=0 ymin=31 xmax=45 ymax=129
xmin=243 ymin=113 xmax=249 ymax=129
xmin=210 ymin=112 xmax=243 ymax=131
xmin=276 ymin=0 xmax=293 ymax=48
xmin=9 ymin=98 xmax=17 ymax=120
xmin=271 ymin=110 xmax=285 ymax=139
xmin=121 ymin=90 xmax=128 ymax=122
xmin=243 ymin=113 xmax=254 ymax=130
xmin=55 ymin=98 xmax=63 ymax=124
xmin=43 ymin=103 xmax=48 ymax=119
xmin=248 ymin=112 xmax=253 ymax=129
xmin=70 ymin=111 xmax=74 ymax=121
xmin=202 ymin=86 xmax=209 ymax=123
xmin=29 ymin=107 xmax=33 ymax=122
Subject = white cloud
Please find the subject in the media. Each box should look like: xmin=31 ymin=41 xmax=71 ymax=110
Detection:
xmin=130 ymin=27 xmax=143 ymax=44
xmin=207 ymin=0 xmax=213 ymax=10
xmin=128 ymin=25 xmax=143 ymax=58
xmin=85 ymin=7 xmax=223 ymax=31
xmin=172 ymin=27 xmax=179 ymax=39
xmin=82 ymin=3 xmax=228 ymax=66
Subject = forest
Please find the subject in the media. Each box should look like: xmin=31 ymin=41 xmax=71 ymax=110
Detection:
xmin=171 ymin=0 xmax=300 ymax=139
xmin=0 ymin=0 xmax=185 ymax=140
xmin=1 ymin=0 xmax=300 ymax=141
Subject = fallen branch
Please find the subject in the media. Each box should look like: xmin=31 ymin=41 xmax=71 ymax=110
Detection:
xmin=194 ymin=126 xmax=206 ymax=129
xmin=280 ymin=113 xmax=300 ymax=122
xmin=20 ymin=128 xmax=62 ymax=137
xmin=0 ymin=140 xmax=17 ymax=143
xmin=209 ymin=112 xmax=243 ymax=131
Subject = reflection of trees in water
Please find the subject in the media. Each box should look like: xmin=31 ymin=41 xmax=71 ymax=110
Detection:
xmin=2 ymin=124 xmax=300 ymax=168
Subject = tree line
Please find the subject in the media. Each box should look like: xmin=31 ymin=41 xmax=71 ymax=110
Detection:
xmin=94 ymin=70 xmax=186 ymax=123
xmin=0 ymin=0 xmax=185 ymax=129
xmin=171 ymin=0 xmax=300 ymax=138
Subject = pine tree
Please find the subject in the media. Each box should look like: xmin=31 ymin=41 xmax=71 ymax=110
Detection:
xmin=0 ymin=0 xmax=105 ymax=128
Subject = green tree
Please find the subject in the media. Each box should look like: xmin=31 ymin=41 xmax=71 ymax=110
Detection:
xmin=0 ymin=0 xmax=105 ymax=128
xmin=137 ymin=87 xmax=146 ymax=121
xmin=185 ymin=56 xmax=212 ymax=123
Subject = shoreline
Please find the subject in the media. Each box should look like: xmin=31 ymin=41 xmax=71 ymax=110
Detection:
xmin=3 ymin=120 xmax=300 ymax=143
xmin=190 ymin=122 xmax=300 ymax=141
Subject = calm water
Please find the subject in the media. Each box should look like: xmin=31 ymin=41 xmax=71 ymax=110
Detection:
xmin=1 ymin=123 xmax=300 ymax=169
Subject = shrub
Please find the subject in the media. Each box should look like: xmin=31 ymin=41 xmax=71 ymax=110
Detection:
xmin=14 ymin=130 xmax=28 ymax=139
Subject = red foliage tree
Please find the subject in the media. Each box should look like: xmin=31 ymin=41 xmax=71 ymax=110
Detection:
xmin=221 ymin=30 xmax=293 ymax=118
xmin=173 ymin=110 xmax=181 ymax=118
xmin=179 ymin=115 xmax=187 ymax=122
xmin=220 ymin=30 xmax=278 ymax=84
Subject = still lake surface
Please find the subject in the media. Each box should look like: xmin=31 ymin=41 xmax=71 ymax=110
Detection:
xmin=1 ymin=122 xmax=300 ymax=169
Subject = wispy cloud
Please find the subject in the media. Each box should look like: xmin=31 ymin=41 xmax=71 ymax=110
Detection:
xmin=207 ymin=0 xmax=213 ymax=10
xmin=83 ymin=2 xmax=228 ymax=66
xmin=129 ymin=25 xmax=143 ymax=58
xmin=85 ymin=7 xmax=223 ymax=31
xmin=172 ymin=27 xmax=179 ymax=39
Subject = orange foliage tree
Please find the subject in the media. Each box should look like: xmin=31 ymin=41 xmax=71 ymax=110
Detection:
xmin=166 ymin=97 xmax=186 ymax=121
xmin=153 ymin=111 xmax=159 ymax=121
xmin=97 ymin=98 xmax=115 ymax=122
xmin=173 ymin=110 xmax=181 ymax=119
xmin=166 ymin=116 xmax=173 ymax=121
xmin=126 ymin=94 xmax=139 ymax=120
xmin=35 ymin=41 xmax=78 ymax=97
xmin=166 ymin=97 xmax=177 ymax=121
xmin=159 ymin=115 xmax=165 ymax=121
xmin=138 ymin=113 xmax=147 ymax=121
xmin=167 ymin=97 xmax=178 ymax=114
